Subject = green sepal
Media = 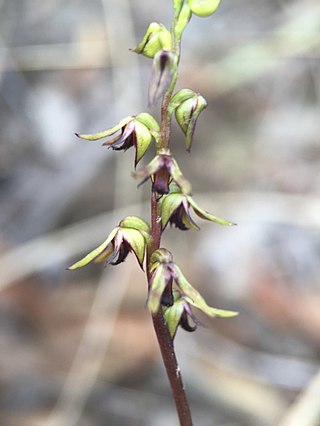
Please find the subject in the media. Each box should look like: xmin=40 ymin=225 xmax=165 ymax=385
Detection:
xmin=121 ymin=228 xmax=146 ymax=269
xmin=163 ymin=298 xmax=185 ymax=337
xmin=134 ymin=121 xmax=153 ymax=166
xmin=136 ymin=113 xmax=160 ymax=132
xmin=67 ymin=227 xmax=119 ymax=270
xmin=75 ymin=116 xmax=133 ymax=141
xmin=185 ymin=96 xmax=207 ymax=152
xmin=131 ymin=22 xmax=172 ymax=59
xmin=187 ymin=196 xmax=235 ymax=226
xmin=187 ymin=0 xmax=221 ymax=18
xmin=119 ymin=216 xmax=150 ymax=233
xmin=172 ymin=264 xmax=238 ymax=318
xmin=181 ymin=211 xmax=200 ymax=231
xmin=133 ymin=155 xmax=162 ymax=181
xmin=94 ymin=244 xmax=114 ymax=264
xmin=161 ymin=192 xmax=185 ymax=229
xmin=170 ymin=157 xmax=192 ymax=195
xmin=168 ymin=89 xmax=195 ymax=114
xmin=147 ymin=265 xmax=168 ymax=313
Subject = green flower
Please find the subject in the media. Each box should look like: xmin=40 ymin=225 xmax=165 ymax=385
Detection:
xmin=148 ymin=248 xmax=238 ymax=324
xmin=161 ymin=184 xmax=235 ymax=230
xmin=131 ymin=22 xmax=172 ymax=58
xmin=75 ymin=113 xmax=159 ymax=167
xmin=68 ymin=216 xmax=150 ymax=270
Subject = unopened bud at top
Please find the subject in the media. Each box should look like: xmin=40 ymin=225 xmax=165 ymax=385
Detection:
xmin=187 ymin=0 xmax=221 ymax=17
xmin=131 ymin=22 xmax=172 ymax=58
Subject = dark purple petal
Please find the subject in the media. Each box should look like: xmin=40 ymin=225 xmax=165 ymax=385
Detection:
xmin=179 ymin=310 xmax=197 ymax=332
xmin=152 ymin=167 xmax=171 ymax=194
xmin=169 ymin=204 xmax=189 ymax=230
xmin=110 ymin=241 xmax=131 ymax=265
xmin=160 ymin=278 xmax=174 ymax=306
xmin=103 ymin=121 xmax=135 ymax=151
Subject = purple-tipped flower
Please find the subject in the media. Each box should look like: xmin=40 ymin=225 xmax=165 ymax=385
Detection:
xmin=161 ymin=183 xmax=235 ymax=230
xmin=68 ymin=216 xmax=150 ymax=270
xmin=133 ymin=151 xmax=192 ymax=195
xmin=147 ymin=248 xmax=238 ymax=331
xmin=75 ymin=113 xmax=160 ymax=167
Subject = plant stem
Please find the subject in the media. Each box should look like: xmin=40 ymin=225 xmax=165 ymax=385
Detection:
xmin=148 ymin=192 xmax=193 ymax=426
xmin=147 ymin=7 xmax=193 ymax=424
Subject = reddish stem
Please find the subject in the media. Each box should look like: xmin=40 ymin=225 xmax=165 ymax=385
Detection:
xmin=148 ymin=192 xmax=193 ymax=426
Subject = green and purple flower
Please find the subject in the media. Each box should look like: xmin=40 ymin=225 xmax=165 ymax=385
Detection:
xmin=161 ymin=184 xmax=235 ymax=230
xmin=133 ymin=151 xmax=192 ymax=195
xmin=147 ymin=248 xmax=237 ymax=335
xmin=75 ymin=113 xmax=159 ymax=167
xmin=68 ymin=216 xmax=150 ymax=270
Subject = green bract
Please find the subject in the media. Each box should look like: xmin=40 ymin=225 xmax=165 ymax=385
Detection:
xmin=132 ymin=22 xmax=172 ymax=58
xmin=68 ymin=216 xmax=150 ymax=270
xmin=187 ymin=0 xmax=221 ymax=17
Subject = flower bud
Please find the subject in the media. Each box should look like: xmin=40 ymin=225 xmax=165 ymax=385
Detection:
xmin=175 ymin=93 xmax=207 ymax=151
xmin=148 ymin=50 xmax=177 ymax=106
xmin=173 ymin=0 xmax=184 ymax=17
xmin=187 ymin=0 xmax=221 ymax=17
xmin=131 ymin=22 xmax=172 ymax=58
xmin=175 ymin=4 xmax=192 ymax=37
xmin=168 ymin=88 xmax=195 ymax=114
xmin=151 ymin=248 xmax=173 ymax=267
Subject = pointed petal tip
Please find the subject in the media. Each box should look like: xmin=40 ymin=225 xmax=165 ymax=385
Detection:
xmin=66 ymin=263 xmax=77 ymax=271
xmin=214 ymin=310 xmax=239 ymax=318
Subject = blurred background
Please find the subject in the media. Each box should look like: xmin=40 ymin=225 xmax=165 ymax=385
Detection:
xmin=0 ymin=0 xmax=320 ymax=425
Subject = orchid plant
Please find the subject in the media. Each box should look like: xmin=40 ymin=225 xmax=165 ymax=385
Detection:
xmin=69 ymin=1 xmax=237 ymax=424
